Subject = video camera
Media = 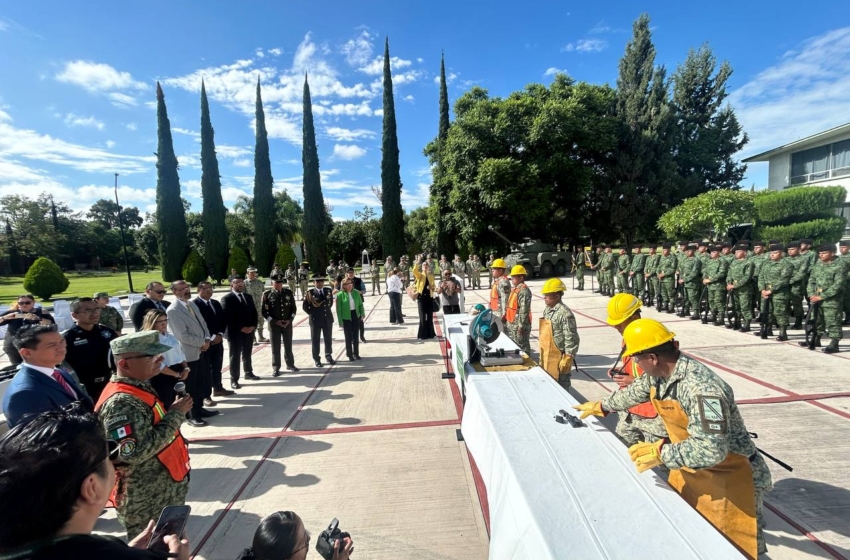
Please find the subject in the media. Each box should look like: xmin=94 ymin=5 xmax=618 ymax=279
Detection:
xmin=315 ymin=518 xmax=352 ymax=559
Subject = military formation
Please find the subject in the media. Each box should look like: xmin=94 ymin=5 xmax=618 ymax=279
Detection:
xmin=588 ymin=239 xmax=848 ymax=353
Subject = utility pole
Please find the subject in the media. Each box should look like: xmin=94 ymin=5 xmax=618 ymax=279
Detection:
xmin=114 ymin=173 xmax=135 ymax=293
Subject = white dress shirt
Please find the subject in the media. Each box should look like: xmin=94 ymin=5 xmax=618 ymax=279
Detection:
xmin=387 ymin=275 xmax=403 ymax=294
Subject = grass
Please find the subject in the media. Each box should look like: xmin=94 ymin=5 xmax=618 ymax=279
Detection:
xmin=0 ymin=270 xmax=164 ymax=305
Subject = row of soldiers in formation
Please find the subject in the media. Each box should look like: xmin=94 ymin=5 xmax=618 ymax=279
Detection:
xmin=588 ymin=239 xmax=850 ymax=353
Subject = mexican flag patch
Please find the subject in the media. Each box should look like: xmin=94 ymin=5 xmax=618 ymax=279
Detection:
xmin=110 ymin=424 xmax=133 ymax=439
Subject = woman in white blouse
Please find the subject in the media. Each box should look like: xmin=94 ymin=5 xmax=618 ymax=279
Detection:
xmin=386 ymin=267 xmax=404 ymax=324
xmin=141 ymin=309 xmax=189 ymax=408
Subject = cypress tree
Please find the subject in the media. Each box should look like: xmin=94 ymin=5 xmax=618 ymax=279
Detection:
xmin=380 ymin=37 xmax=405 ymax=260
xmin=301 ymin=74 xmax=329 ymax=273
xmin=200 ymin=80 xmax=229 ymax=281
xmin=155 ymin=82 xmax=189 ymax=282
xmin=432 ymin=51 xmax=453 ymax=257
xmin=253 ymin=77 xmax=276 ymax=276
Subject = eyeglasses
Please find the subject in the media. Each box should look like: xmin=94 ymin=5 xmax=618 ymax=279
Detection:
xmin=17 ymin=300 xmax=34 ymax=305
xmin=291 ymin=531 xmax=311 ymax=555
xmin=152 ymin=290 xmax=166 ymax=295
xmin=154 ymin=319 xmax=168 ymax=325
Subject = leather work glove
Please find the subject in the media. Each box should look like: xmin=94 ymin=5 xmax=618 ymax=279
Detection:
xmin=628 ymin=440 xmax=666 ymax=473
xmin=573 ymin=401 xmax=605 ymax=419
xmin=558 ymin=354 xmax=574 ymax=374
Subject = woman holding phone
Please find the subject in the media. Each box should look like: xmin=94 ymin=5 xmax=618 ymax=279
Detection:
xmin=141 ymin=309 xmax=189 ymax=407
xmin=0 ymin=294 xmax=54 ymax=365
xmin=412 ymin=256 xmax=436 ymax=340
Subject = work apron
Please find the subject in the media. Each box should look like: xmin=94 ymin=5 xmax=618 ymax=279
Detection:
xmin=650 ymin=387 xmax=758 ymax=559
xmin=538 ymin=318 xmax=572 ymax=382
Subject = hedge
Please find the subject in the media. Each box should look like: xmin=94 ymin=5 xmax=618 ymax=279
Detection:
xmin=754 ymin=216 xmax=847 ymax=244
xmin=755 ymin=185 xmax=846 ymax=225
xmin=23 ymin=257 xmax=70 ymax=300
xmin=181 ymin=249 xmax=207 ymax=286
xmin=274 ymin=245 xmax=297 ymax=270
xmin=227 ymin=246 xmax=251 ymax=276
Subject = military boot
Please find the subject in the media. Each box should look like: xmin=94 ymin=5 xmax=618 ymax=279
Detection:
xmin=791 ymin=316 xmax=803 ymax=330
xmin=740 ymin=320 xmax=751 ymax=333
xmin=678 ymin=306 xmax=688 ymax=318
xmin=823 ymin=339 xmax=840 ymax=353
xmin=690 ymin=310 xmax=701 ymax=320
xmin=714 ymin=316 xmax=724 ymax=327
xmin=776 ymin=326 xmax=788 ymax=342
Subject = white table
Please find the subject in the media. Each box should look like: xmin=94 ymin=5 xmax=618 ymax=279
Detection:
xmin=448 ymin=322 xmax=743 ymax=560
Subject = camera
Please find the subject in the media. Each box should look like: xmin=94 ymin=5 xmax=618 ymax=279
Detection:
xmin=315 ymin=518 xmax=351 ymax=559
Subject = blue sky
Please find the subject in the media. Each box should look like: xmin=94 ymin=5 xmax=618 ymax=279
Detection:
xmin=1 ymin=1 xmax=849 ymax=221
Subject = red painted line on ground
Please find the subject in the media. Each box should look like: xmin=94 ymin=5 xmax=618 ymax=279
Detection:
xmin=764 ymin=501 xmax=850 ymax=560
xmin=738 ymin=391 xmax=850 ymax=405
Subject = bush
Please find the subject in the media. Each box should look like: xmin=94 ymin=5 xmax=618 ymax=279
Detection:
xmin=181 ymin=249 xmax=207 ymax=286
xmin=754 ymin=216 xmax=846 ymax=244
xmin=23 ymin=257 xmax=70 ymax=300
xmin=227 ymin=246 xmax=251 ymax=276
xmin=754 ymin=185 xmax=846 ymax=225
xmin=274 ymin=245 xmax=297 ymax=270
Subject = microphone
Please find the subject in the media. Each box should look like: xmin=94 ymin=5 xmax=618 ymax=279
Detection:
xmin=174 ymin=382 xmax=187 ymax=397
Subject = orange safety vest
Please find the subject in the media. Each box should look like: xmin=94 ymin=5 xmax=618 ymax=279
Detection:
xmin=489 ymin=283 xmax=500 ymax=311
xmin=621 ymin=346 xmax=659 ymax=418
xmin=96 ymin=381 xmax=191 ymax=485
xmin=505 ymin=284 xmax=532 ymax=323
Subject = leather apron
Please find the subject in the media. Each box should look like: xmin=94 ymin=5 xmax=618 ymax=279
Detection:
xmin=538 ymin=318 xmax=573 ymax=381
xmin=650 ymin=386 xmax=758 ymax=559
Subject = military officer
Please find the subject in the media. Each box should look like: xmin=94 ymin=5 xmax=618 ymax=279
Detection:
xmin=799 ymin=238 xmax=819 ymax=279
xmin=438 ymin=254 xmax=451 ymax=275
xmin=572 ymin=247 xmax=586 ymax=291
xmin=702 ymin=246 xmax=729 ymax=326
xmin=262 ymin=274 xmax=299 ymax=375
xmin=616 ymin=247 xmax=630 ymax=294
xmin=326 ymin=260 xmax=337 ymax=279
xmin=370 ymin=260 xmax=382 ymax=295
xmin=644 ymin=245 xmax=660 ymax=304
xmin=285 ymin=264 xmax=297 ymax=288
xmin=786 ymin=241 xmax=808 ymax=330
xmin=696 ymin=241 xmax=710 ymax=270
xmin=727 ymin=244 xmax=755 ymax=332
xmin=720 ymin=242 xmax=735 ymax=270
xmin=486 ymin=253 xmax=496 ymax=288
xmin=503 ymin=265 xmax=532 ymax=354
xmin=271 ymin=262 xmax=283 ymax=279
xmin=298 ymin=262 xmax=310 ymax=300
xmin=600 ymin=245 xmax=615 ymax=297
xmin=758 ymin=243 xmax=793 ymax=341
xmin=64 ymin=297 xmax=120 ymax=401
xmin=749 ymin=241 xmax=768 ymax=319
xmin=244 ymin=267 xmax=267 ymax=344
xmin=802 ymin=244 xmax=845 ymax=353
xmin=678 ymin=244 xmax=703 ymax=319
xmin=95 ymin=292 xmax=124 ymax=334
xmin=539 ymin=278 xmax=580 ymax=390
xmin=384 ymin=255 xmax=396 ymax=279
xmin=629 ymin=245 xmax=645 ymax=299
xmin=657 ymin=243 xmax=677 ymax=313
xmin=839 ymin=240 xmax=850 ymax=325
xmin=488 ymin=258 xmax=511 ymax=318
xmin=590 ymin=246 xmax=603 ymax=294
xmin=452 ymin=254 xmax=467 ymax=288
xmin=399 ymin=255 xmax=411 ymax=289
xmin=96 ymin=331 xmax=192 ymax=538
xmin=575 ymin=319 xmax=772 ymax=558
xmin=303 ymin=274 xmax=336 ymax=367
xmin=470 ymin=254 xmax=482 ymax=290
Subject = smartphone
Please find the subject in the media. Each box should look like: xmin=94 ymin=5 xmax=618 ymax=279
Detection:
xmin=147 ymin=505 xmax=191 ymax=554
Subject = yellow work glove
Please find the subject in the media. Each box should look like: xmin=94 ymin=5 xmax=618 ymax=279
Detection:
xmin=628 ymin=440 xmax=666 ymax=473
xmin=573 ymin=401 xmax=605 ymax=419
xmin=558 ymin=354 xmax=574 ymax=374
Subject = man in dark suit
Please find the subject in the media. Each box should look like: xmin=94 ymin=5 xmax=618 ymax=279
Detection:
xmin=128 ymin=282 xmax=170 ymax=331
xmin=221 ymin=276 xmax=259 ymax=389
xmin=193 ymin=281 xmax=234 ymax=400
xmin=2 ymin=324 xmax=92 ymax=428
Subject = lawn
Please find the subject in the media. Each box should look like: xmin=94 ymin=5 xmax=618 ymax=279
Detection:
xmin=0 ymin=270 xmax=164 ymax=304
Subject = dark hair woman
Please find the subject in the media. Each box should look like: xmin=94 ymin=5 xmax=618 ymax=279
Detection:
xmin=0 ymin=295 xmax=55 ymax=366
xmin=236 ymin=511 xmax=352 ymax=560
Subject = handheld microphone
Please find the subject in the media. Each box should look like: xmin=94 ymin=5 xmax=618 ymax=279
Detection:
xmin=174 ymin=382 xmax=187 ymax=397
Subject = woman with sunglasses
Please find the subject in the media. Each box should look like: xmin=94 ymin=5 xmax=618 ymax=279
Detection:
xmin=140 ymin=310 xmax=189 ymax=408
xmin=237 ymin=511 xmax=353 ymax=560
xmin=1 ymin=294 xmax=55 ymax=366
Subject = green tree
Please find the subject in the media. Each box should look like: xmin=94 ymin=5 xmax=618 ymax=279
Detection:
xmin=23 ymin=257 xmax=69 ymax=300
xmin=427 ymin=51 xmax=453 ymax=257
xmin=227 ymin=245 xmax=251 ymax=275
xmin=405 ymin=207 xmax=431 ymax=256
xmin=87 ymin=199 xmax=143 ymax=230
xmin=200 ymin=79 xmax=230 ymax=280
xmin=273 ymin=190 xmax=303 ymax=247
xmin=301 ymin=74 xmax=329 ymax=272
xmin=181 ymin=248 xmax=207 ymax=286
xmin=253 ymin=77 xmax=276 ymax=276
xmin=135 ymin=221 xmax=160 ymax=267
xmin=274 ymin=245 xmax=297 ymax=270
xmin=658 ymin=189 xmax=756 ymax=240
xmin=671 ymin=45 xmax=748 ymax=200
xmin=380 ymin=38 xmax=406 ymax=259
xmin=155 ymin=82 xmax=189 ymax=282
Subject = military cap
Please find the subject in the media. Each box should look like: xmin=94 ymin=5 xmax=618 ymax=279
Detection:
xmin=839 ymin=240 xmax=850 ymax=247
xmin=662 ymin=243 xmax=672 ymax=249
xmin=346 ymin=266 xmax=355 ymax=272
xmin=270 ymin=274 xmax=286 ymax=283
xmin=734 ymin=244 xmax=748 ymax=252
xmin=311 ymin=274 xmax=327 ymax=281
xmin=93 ymin=291 xmax=110 ymax=299
xmin=769 ymin=244 xmax=784 ymax=252
xmin=300 ymin=261 xmax=309 ymax=266
xmin=708 ymin=245 xmax=719 ymax=253
xmin=721 ymin=242 xmax=731 ymax=249
xmin=677 ymin=240 xmax=687 ymax=245
xmin=246 ymin=266 xmax=257 ymax=272
xmin=686 ymin=244 xmax=697 ymax=251
xmin=697 ymin=241 xmax=708 ymax=247
xmin=800 ymin=239 xmax=814 ymax=245
xmin=768 ymin=239 xmax=781 ymax=245
xmin=817 ymin=243 xmax=836 ymax=252
xmin=111 ymin=330 xmax=171 ymax=356
xmin=753 ymin=240 xmax=765 ymax=247
xmin=786 ymin=241 xmax=800 ymax=249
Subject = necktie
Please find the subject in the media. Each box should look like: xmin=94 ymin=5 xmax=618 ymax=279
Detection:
xmin=239 ymin=294 xmax=245 ymax=305
xmin=51 ymin=370 xmax=77 ymax=398
xmin=155 ymin=301 xmax=165 ymax=311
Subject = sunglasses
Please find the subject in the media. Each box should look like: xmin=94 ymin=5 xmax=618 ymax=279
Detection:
xmin=17 ymin=300 xmax=34 ymax=305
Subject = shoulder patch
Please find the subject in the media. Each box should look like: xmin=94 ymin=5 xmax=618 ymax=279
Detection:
xmin=109 ymin=423 xmax=134 ymax=439
xmin=697 ymin=395 xmax=728 ymax=434
xmin=118 ymin=438 xmax=136 ymax=458
xmin=105 ymin=415 xmax=128 ymax=428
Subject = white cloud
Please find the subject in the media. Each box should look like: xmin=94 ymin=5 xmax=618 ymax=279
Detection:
xmin=341 ymin=29 xmax=375 ymax=67
xmin=400 ymin=182 xmax=430 ymax=211
xmin=255 ymin=48 xmax=265 ymax=58
xmin=108 ymin=92 xmax=139 ymax=108
xmin=232 ymin=158 xmax=251 ymax=167
xmin=268 ymin=48 xmax=282 ymax=56
xmin=433 ymin=72 xmax=457 ymax=85
xmin=332 ymin=144 xmax=367 ymax=160
xmin=544 ymin=67 xmax=567 ymax=77
xmin=63 ymin=113 xmax=105 ymax=130
xmin=731 ymin=27 xmax=850 ymax=160
xmin=217 ymin=144 xmax=252 ymax=159
xmin=325 ymin=126 xmax=376 ymax=141
xmin=56 ymin=60 xmax=148 ymax=93
xmin=105 ymin=140 xmax=116 ymax=149
xmin=173 ymin=127 xmax=200 ymax=140
xmin=359 ymin=55 xmax=413 ymax=76
xmin=563 ymin=39 xmax=608 ymax=53
xmin=402 ymin=94 xmax=415 ymax=103
xmin=417 ymin=57 xmax=424 ymax=63
xmin=125 ymin=122 xmax=137 ymax=131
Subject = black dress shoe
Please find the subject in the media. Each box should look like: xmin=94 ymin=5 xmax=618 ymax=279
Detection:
xmin=244 ymin=373 xmax=260 ymax=380
xmin=272 ymin=370 xmax=282 ymax=377
xmin=354 ymin=355 xmax=362 ymax=360
xmin=326 ymin=356 xmax=336 ymax=365
xmin=230 ymin=381 xmax=241 ymax=390
xmin=348 ymin=356 xmax=356 ymax=362
xmin=287 ymin=365 xmax=300 ymax=372
xmin=187 ymin=417 xmax=207 ymax=427
xmin=197 ymin=408 xmax=219 ymax=418
xmin=360 ymin=337 xmax=367 ymax=343
xmin=315 ymin=360 xmax=323 ymax=368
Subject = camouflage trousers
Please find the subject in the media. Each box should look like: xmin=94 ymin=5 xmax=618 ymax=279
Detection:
xmin=734 ymin=287 xmax=753 ymax=322
xmin=505 ymin=319 xmax=531 ymax=354
xmin=299 ymin=281 xmax=308 ymax=299
xmin=575 ymin=268 xmax=584 ymax=290
xmin=768 ymin=291 xmax=791 ymax=327
xmin=708 ymin=286 xmax=726 ymax=316
xmin=253 ymin=306 xmax=265 ymax=340
xmin=751 ymin=452 xmax=774 ymax=555
xmin=615 ymin=411 xmax=667 ymax=446
xmin=117 ymin=476 xmax=189 ymax=539
xmin=616 ymin=272 xmax=628 ymax=293
xmin=660 ymin=280 xmax=675 ymax=308
xmin=558 ymin=372 xmax=571 ymax=390
xmin=645 ymin=276 xmax=657 ymax=301
xmin=683 ymin=282 xmax=701 ymax=311
xmin=814 ymin=301 xmax=844 ymax=340
xmin=632 ymin=274 xmax=645 ymax=298
xmin=471 ymin=271 xmax=481 ymax=289
xmin=790 ymin=282 xmax=806 ymax=320
xmin=371 ymin=277 xmax=382 ymax=295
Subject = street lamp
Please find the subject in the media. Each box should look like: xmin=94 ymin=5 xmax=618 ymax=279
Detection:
xmin=114 ymin=173 xmax=135 ymax=293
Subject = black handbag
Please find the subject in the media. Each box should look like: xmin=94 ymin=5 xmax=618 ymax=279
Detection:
xmin=432 ymin=296 xmax=440 ymax=313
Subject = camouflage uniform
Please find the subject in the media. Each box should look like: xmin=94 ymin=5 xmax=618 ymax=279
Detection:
xmin=600 ymin=249 xmax=615 ymax=296
xmin=758 ymin=256 xmax=793 ymax=330
xmin=678 ymin=253 xmax=703 ymax=316
xmin=469 ymin=257 xmax=482 ymax=289
xmin=840 ymin=246 xmax=850 ymax=324
xmin=749 ymin=249 xmax=768 ymax=317
xmin=370 ymin=263 xmax=382 ymax=295
xmin=398 ymin=258 xmax=411 ymax=289
xmin=486 ymin=257 xmax=495 ymax=288
xmin=244 ymin=277 xmax=266 ymax=342
xmin=505 ymin=283 xmax=532 ymax=353
xmin=800 ymin=248 xmax=819 ymax=296
xmin=702 ymin=255 xmax=729 ymax=324
xmin=326 ymin=263 xmax=337 ymax=279
xmin=542 ymin=301 xmax=580 ymax=389
xmin=284 ymin=266 xmax=297 ymax=291
xmin=298 ymin=266 xmax=310 ymax=299
xmin=572 ymin=250 xmax=586 ymax=290
xmin=98 ymin=303 xmax=125 ymax=333
xmin=807 ymin=257 xmax=845 ymax=347
xmin=495 ymin=275 xmax=512 ymax=318
xmin=656 ymin=251 xmax=677 ymax=312
xmin=644 ymin=250 xmax=659 ymax=303
xmin=787 ymin=252 xmax=809 ymax=327
xmin=616 ymin=252 xmax=631 ymax=294
xmin=601 ymin=354 xmax=772 ymax=554
xmin=438 ymin=259 xmax=451 ymax=275
xmin=452 ymin=258 xmax=467 ymax=287
xmin=727 ymin=256 xmax=755 ymax=327
xmin=384 ymin=258 xmax=395 ymax=279
xmin=629 ymin=250 xmax=645 ymax=298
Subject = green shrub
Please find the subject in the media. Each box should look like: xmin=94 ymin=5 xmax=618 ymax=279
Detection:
xmin=181 ymin=249 xmax=207 ymax=286
xmin=754 ymin=216 xmax=846 ymax=244
xmin=23 ymin=257 xmax=70 ymax=300
xmin=754 ymin=185 xmax=846 ymax=225
xmin=227 ymin=246 xmax=251 ymax=276
xmin=274 ymin=245 xmax=297 ymax=270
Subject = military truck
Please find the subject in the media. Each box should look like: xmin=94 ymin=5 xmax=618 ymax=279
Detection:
xmin=487 ymin=226 xmax=572 ymax=277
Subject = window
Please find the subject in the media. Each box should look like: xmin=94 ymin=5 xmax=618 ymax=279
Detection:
xmin=790 ymin=139 xmax=850 ymax=185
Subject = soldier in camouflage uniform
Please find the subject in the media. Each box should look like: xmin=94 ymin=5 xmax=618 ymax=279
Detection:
xmin=326 ymin=260 xmax=337 ymax=280
xmin=601 ymin=245 xmax=615 ymax=297
xmin=727 ymin=245 xmax=755 ymax=332
xmin=399 ymin=256 xmax=411 ymax=289
xmin=540 ymin=278 xmax=580 ymax=390
xmin=802 ymin=244 xmax=845 ymax=353
xmin=840 ymin=240 xmax=850 ymax=325
xmin=96 ymin=331 xmax=192 ymax=538
xmin=695 ymin=241 xmax=710 ymax=273
xmin=758 ymin=244 xmax=793 ymax=341
xmin=785 ymin=242 xmax=808 ymax=330
xmin=504 ymin=266 xmax=532 ymax=354
xmin=799 ymin=238 xmax=818 ymax=297
xmin=370 ymin=260 xmax=382 ymax=295
xmin=720 ymin=243 xmax=735 ymax=270
xmin=575 ymin=320 xmax=772 ymax=556
xmin=678 ymin=245 xmax=702 ymax=319
xmin=657 ymin=244 xmax=677 ymax=312
xmin=298 ymin=262 xmax=310 ymax=300
xmin=572 ymin=248 xmax=586 ymax=290
xmin=486 ymin=254 xmax=495 ymax=288
xmin=749 ymin=241 xmax=767 ymax=319
xmin=452 ymin=254 xmax=468 ymax=288
xmin=383 ymin=255 xmax=395 ymax=279
xmin=590 ymin=246 xmax=604 ymax=294
xmin=95 ymin=292 xmax=124 ymax=334
xmin=284 ymin=264 xmax=297 ymax=290
xmin=643 ymin=245 xmax=659 ymax=304
xmin=702 ymin=246 xmax=729 ymax=326
xmin=244 ymin=267 xmax=267 ymax=344
xmin=616 ymin=248 xmax=630 ymax=294
xmin=470 ymin=255 xmax=482 ymax=290
xmin=629 ymin=245 xmax=646 ymax=299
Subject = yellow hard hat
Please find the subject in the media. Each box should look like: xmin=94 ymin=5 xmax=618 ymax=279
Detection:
xmin=509 ymin=264 xmax=527 ymax=276
xmin=541 ymin=278 xmax=566 ymax=294
xmin=606 ymin=293 xmax=642 ymax=326
xmin=491 ymin=258 xmax=507 ymax=269
xmin=622 ymin=319 xmax=675 ymax=356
